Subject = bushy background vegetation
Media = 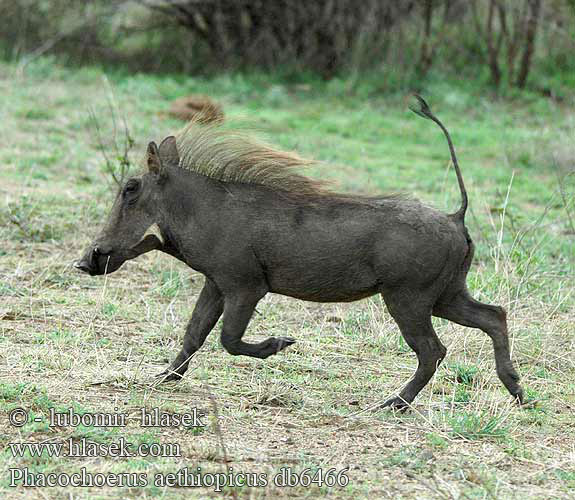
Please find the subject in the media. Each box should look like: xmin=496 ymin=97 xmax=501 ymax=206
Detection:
xmin=1 ymin=0 xmax=574 ymax=92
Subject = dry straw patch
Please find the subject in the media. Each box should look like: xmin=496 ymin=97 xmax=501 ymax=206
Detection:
xmin=167 ymin=95 xmax=224 ymax=124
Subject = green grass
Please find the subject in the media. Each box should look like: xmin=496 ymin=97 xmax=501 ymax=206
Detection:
xmin=449 ymin=412 xmax=509 ymax=441
xmin=0 ymin=56 xmax=574 ymax=499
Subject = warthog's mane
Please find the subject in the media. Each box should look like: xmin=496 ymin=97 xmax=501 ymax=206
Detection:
xmin=174 ymin=121 xmax=403 ymax=204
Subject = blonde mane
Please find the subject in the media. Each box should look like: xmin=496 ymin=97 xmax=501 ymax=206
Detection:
xmin=174 ymin=121 xmax=333 ymax=197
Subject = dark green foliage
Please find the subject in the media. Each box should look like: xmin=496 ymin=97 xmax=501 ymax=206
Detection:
xmin=1 ymin=0 xmax=573 ymax=89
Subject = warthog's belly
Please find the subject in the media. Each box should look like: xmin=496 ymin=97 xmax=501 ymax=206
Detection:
xmin=271 ymin=285 xmax=381 ymax=304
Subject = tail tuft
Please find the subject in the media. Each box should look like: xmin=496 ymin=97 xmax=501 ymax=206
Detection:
xmin=410 ymin=95 xmax=433 ymax=120
xmin=410 ymin=94 xmax=468 ymax=221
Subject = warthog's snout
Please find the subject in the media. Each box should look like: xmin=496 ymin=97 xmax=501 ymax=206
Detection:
xmin=74 ymin=246 xmax=109 ymax=276
xmin=75 ymin=226 xmax=164 ymax=276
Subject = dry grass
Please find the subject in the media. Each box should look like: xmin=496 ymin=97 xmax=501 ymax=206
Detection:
xmin=1 ymin=58 xmax=574 ymax=499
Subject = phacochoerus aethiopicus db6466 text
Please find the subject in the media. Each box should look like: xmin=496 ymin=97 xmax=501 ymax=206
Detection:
xmin=75 ymin=96 xmax=523 ymax=409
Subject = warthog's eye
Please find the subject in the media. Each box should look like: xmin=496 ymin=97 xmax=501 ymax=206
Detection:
xmin=123 ymin=179 xmax=140 ymax=198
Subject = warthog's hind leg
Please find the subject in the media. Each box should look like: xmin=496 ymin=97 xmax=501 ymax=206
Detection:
xmin=382 ymin=291 xmax=447 ymax=410
xmin=433 ymin=290 xmax=523 ymax=404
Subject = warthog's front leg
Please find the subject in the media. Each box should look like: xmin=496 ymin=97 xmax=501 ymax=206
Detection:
xmin=220 ymin=292 xmax=295 ymax=358
xmin=158 ymin=278 xmax=223 ymax=381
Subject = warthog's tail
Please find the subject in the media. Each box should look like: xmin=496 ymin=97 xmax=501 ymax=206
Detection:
xmin=410 ymin=94 xmax=468 ymax=222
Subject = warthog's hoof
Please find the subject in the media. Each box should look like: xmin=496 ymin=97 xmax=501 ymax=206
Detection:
xmin=513 ymin=389 xmax=525 ymax=406
xmin=155 ymin=368 xmax=184 ymax=383
xmin=273 ymin=337 xmax=296 ymax=351
xmin=381 ymin=396 xmax=410 ymax=412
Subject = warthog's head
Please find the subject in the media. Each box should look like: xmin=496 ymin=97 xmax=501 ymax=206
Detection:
xmin=75 ymin=136 xmax=179 ymax=276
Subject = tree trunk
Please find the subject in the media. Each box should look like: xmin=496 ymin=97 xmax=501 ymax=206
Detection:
xmin=516 ymin=0 xmax=541 ymax=88
xmin=416 ymin=0 xmax=434 ymax=77
xmin=486 ymin=0 xmax=502 ymax=88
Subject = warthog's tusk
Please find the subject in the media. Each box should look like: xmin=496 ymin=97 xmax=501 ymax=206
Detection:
xmin=141 ymin=223 xmax=164 ymax=245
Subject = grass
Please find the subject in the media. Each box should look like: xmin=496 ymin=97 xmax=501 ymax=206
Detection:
xmin=0 ymin=56 xmax=574 ymax=499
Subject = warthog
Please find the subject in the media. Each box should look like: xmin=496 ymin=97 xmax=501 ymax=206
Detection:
xmin=76 ymin=96 xmax=523 ymax=409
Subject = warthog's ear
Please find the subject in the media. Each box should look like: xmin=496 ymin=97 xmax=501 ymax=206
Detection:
xmin=147 ymin=141 xmax=164 ymax=177
xmin=158 ymin=136 xmax=180 ymax=166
